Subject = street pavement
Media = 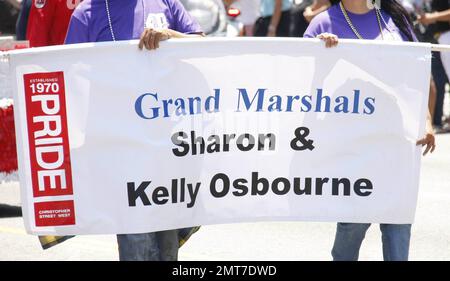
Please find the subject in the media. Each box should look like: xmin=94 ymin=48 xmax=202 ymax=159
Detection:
xmin=0 ymin=134 xmax=449 ymax=261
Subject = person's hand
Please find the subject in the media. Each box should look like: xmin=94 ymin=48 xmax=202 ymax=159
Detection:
xmin=317 ymin=33 xmax=338 ymax=48
xmin=417 ymin=13 xmax=438 ymax=25
xmin=138 ymin=28 xmax=171 ymax=51
xmin=417 ymin=133 xmax=436 ymax=156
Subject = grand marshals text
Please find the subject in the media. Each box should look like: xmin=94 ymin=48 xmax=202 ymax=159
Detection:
xmin=135 ymin=88 xmax=376 ymax=120
xmin=127 ymin=88 xmax=376 ymax=209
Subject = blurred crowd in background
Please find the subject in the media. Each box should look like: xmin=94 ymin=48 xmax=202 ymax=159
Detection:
xmin=1 ymin=0 xmax=450 ymax=133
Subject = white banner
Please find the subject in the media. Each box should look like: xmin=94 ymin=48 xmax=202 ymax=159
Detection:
xmin=8 ymin=38 xmax=431 ymax=235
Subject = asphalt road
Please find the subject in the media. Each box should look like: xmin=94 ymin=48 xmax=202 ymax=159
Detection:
xmin=0 ymin=134 xmax=449 ymax=261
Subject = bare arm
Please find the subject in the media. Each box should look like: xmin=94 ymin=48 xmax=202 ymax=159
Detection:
xmin=416 ymin=78 xmax=436 ymax=156
xmin=418 ymin=9 xmax=450 ymax=25
xmin=417 ymin=110 xmax=436 ymax=156
xmin=268 ymin=0 xmax=284 ymax=37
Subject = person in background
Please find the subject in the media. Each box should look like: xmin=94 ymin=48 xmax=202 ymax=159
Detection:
xmin=254 ymin=0 xmax=293 ymax=37
xmin=417 ymin=0 xmax=450 ymax=132
xmin=26 ymin=0 xmax=83 ymax=47
xmin=303 ymin=0 xmax=332 ymax=22
xmin=290 ymin=0 xmax=313 ymax=37
xmin=0 ymin=0 xmax=21 ymax=35
xmin=4 ymin=0 xmax=20 ymax=9
xmin=16 ymin=0 xmax=32 ymax=40
xmin=305 ymin=0 xmax=436 ymax=261
xmin=290 ymin=0 xmax=331 ymax=37
xmin=224 ymin=0 xmax=261 ymax=36
xmin=65 ymin=0 xmax=204 ymax=261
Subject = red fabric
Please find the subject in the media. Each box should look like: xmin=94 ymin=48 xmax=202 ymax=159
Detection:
xmin=0 ymin=105 xmax=17 ymax=174
xmin=26 ymin=0 xmax=83 ymax=47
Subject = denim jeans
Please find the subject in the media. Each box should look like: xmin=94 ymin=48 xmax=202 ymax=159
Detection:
xmin=331 ymin=223 xmax=411 ymax=261
xmin=117 ymin=230 xmax=179 ymax=261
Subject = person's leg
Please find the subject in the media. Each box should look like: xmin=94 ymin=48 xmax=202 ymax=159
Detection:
xmin=432 ymin=51 xmax=448 ymax=127
xmin=244 ymin=25 xmax=254 ymax=36
xmin=289 ymin=4 xmax=307 ymax=37
xmin=437 ymin=32 xmax=450 ymax=128
xmin=156 ymin=229 xmax=179 ymax=261
xmin=331 ymin=223 xmax=371 ymax=261
xmin=379 ymin=224 xmax=411 ymax=261
xmin=276 ymin=10 xmax=292 ymax=37
xmin=438 ymin=32 xmax=450 ymax=81
xmin=253 ymin=17 xmax=269 ymax=37
xmin=117 ymin=232 xmax=160 ymax=261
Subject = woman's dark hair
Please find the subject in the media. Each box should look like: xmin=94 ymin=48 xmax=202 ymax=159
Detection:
xmin=329 ymin=0 xmax=415 ymax=41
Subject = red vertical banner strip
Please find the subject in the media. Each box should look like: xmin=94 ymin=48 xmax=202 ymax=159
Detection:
xmin=23 ymin=72 xmax=75 ymax=227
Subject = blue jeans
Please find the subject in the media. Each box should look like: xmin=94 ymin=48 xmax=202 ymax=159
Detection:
xmin=117 ymin=230 xmax=179 ymax=261
xmin=332 ymin=223 xmax=411 ymax=261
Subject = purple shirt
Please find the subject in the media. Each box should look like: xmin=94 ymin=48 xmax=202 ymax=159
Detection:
xmin=304 ymin=4 xmax=415 ymax=42
xmin=65 ymin=0 xmax=202 ymax=43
